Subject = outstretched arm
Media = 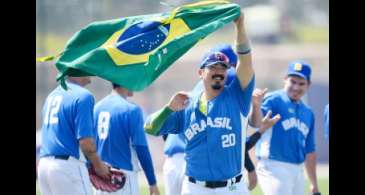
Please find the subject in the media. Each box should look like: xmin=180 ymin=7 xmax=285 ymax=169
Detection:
xmin=235 ymin=10 xmax=254 ymax=89
xmin=249 ymin=88 xmax=268 ymax=127
xmin=144 ymin=92 xmax=189 ymax=135
xmin=135 ymin=145 xmax=156 ymax=185
xmin=134 ymin=145 xmax=160 ymax=195
xmin=305 ymin=152 xmax=320 ymax=194
xmin=144 ymin=106 xmax=175 ymax=135
xmin=246 ymin=110 xmax=281 ymax=150
xmin=244 ymin=149 xmax=257 ymax=191
xmin=80 ymin=138 xmax=110 ymax=179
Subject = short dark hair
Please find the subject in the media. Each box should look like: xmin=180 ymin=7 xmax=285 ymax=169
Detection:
xmin=112 ymin=83 xmax=121 ymax=89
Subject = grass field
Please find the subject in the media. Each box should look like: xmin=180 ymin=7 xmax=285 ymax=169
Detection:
xmin=36 ymin=177 xmax=328 ymax=195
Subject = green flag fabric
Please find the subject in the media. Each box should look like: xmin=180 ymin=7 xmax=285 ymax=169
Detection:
xmin=53 ymin=0 xmax=241 ymax=91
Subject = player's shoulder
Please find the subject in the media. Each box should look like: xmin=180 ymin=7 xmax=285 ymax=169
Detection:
xmin=51 ymin=84 xmax=93 ymax=102
xmin=67 ymin=83 xmax=93 ymax=98
xmin=114 ymin=96 xmax=142 ymax=114
xmin=96 ymin=94 xmax=135 ymax=110
xmin=94 ymin=94 xmax=112 ymax=109
xmin=76 ymin=88 xmax=94 ymax=103
xmin=126 ymin=101 xmax=143 ymax=114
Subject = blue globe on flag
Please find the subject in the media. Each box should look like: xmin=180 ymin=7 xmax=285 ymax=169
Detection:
xmin=116 ymin=21 xmax=170 ymax=55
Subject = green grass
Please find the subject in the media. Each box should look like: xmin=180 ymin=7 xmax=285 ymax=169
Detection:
xmin=37 ymin=177 xmax=328 ymax=195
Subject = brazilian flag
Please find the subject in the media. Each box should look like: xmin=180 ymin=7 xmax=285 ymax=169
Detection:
xmin=39 ymin=0 xmax=241 ymax=91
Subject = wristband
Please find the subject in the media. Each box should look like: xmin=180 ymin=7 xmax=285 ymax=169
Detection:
xmin=236 ymin=42 xmax=251 ymax=55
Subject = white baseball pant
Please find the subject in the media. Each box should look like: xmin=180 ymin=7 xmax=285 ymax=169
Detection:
xmin=38 ymin=156 xmax=92 ymax=195
xmin=163 ymin=153 xmax=186 ymax=195
xmin=256 ymin=159 xmax=304 ymax=195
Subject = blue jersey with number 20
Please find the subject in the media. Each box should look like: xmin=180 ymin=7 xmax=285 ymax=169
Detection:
xmin=156 ymin=77 xmax=255 ymax=181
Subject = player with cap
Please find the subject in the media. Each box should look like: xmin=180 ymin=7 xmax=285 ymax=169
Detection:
xmin=93 ymin=83 xmax=160 ymax=195
xmin=144 ymin=12 xmax=280 ymax=195
xmin=161 ymin=44 xmax=273 ymax=195
xmin=38 ymin=76 xmax=110 ymax=195
xmin=255 ymin=61 xmax=321 ymax=195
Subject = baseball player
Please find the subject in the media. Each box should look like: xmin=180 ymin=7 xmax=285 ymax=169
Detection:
xmin=38 ymin=76 xmax=110 ymax=195
xmin=144 ymin=11 xmax=279 ymax=195
xmin=324 ymin=104 xmax=329 ymax=142
xmin=162 ymin=107 xmax=270 ymax=195
xmin=161 ymin=44 xmax=272 ymax=195
xmin=255 ymin=61 xmax=321 ymax=195
xmin=162 ymin=133 xmax=187 ymax=195
xmin=93 ymin=83 xmax=160 ymax=195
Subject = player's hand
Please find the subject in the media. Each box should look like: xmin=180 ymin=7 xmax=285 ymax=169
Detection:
xmin=252 ymin=88 xmax=268 ymax=108
xmin=234 ymin=9 xmax=244 ymax=27
xmin=94 ymin=162 xmax=111 ymax=180
xmin=149 ymin=185 xmax=160 ymax=195
xmin=247 ymin=170 xmax=258 ymax=190
xmin=311 ymin=184 xmax=320 ymax=195
xmin=167 ymin=91 xmax=190 ymax=111
xmin=259 ymin=110 xmax=281 ymax=133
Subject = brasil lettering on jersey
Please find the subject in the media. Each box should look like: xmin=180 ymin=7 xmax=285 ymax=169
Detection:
xmin=185 ymin=116 xmax=232 ymax=141
xmin=281 ymin=117 xmax=309 ymax=137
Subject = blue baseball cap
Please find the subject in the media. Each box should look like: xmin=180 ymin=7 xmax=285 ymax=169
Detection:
xmin=199 ymin=51 xmax=231 ymax=69
xmin=287 ymin=61 xmax=312 ymax=82
xmin=199 ymin=44 xmax=237 ymax=68
xmin=210 ymin=44 xmax=238 ymax=67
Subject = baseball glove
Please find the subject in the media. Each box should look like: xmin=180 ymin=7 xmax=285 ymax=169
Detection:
xmin=88 ymin=165 xmax=126 ymax=192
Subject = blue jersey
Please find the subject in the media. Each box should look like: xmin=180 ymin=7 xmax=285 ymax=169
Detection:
xmin=324 ymin=104 xmax=329 ymax=141
xmin=163 ymin=70 xmax=236 ymax=158
xmin=164 ymin=133 xmax=186 ymax=157
xmin=157 ymin=77 xmax=255 ymax=181
xmin=40 ymin=82 xmax=95 ymax=159
xmin=255 ymin=90 xmax=315 ymax=164
xmin=94 ymin=93 xmax=148 ymax=171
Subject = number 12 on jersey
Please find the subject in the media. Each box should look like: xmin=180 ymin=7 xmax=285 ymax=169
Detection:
xmin=43 ymin=96 xmax=63 ymax=125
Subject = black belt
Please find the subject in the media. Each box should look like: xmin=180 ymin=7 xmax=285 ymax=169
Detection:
xmin=188 ymin=174 xmax=242 ymax=189
xmin=54 ymin=155 xmax=70 ymax=160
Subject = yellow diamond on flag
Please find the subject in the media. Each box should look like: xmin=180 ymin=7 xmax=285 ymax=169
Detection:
xmin=102 ymin=18 xmax=191 ymax=66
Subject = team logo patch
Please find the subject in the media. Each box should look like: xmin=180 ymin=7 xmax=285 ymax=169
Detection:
xmin=294 ymin=63 xmax=302 ymax=71
xmin=288 ymin=108 xmax=295 ymax=113
xmin=214 ymin=52 xmax=229 ymax=63
xmin=288 ymin=108 xmax=295 ymax=114
xmin=201 ymin=51 xmax=230 ymax=67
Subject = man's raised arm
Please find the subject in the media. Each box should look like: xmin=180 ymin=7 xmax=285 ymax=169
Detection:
xmin=235 ymin=10 xmax=254 ymax=89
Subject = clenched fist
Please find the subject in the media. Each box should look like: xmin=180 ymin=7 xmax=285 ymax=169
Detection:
xmin=167 ymin=91 xmax=190 ymax=111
